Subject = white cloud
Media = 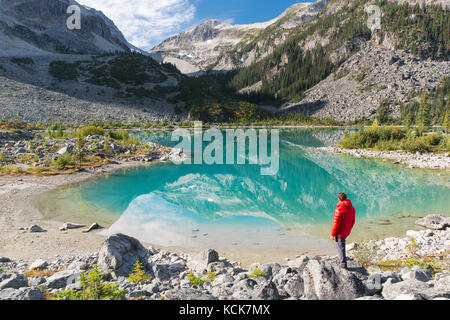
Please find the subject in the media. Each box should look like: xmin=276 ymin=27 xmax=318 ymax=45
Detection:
xmin=78 ymin=0 xmax=196 ymax=50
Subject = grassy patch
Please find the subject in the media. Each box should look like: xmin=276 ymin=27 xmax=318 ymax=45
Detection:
xmin=248 ymin=268 xmax=267 ymax=278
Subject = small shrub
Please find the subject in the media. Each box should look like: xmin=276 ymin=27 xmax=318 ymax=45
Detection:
xmin=401 ymin=138 xmax=429 ymax=153
xmin=77 ymin=126 xmax=104 ymax=138
xmin=53 ymin=153 xmax=72 ymax=170
xmin=128 ymin=261 xmax=152 ymax=284
xmin=406 ymin=238 xmax=420 ymax=258
xmin=423 ymin=133 xmax=441 ymax=146
xmin=352 ymin=243 xmax=378 ymax=268
xmin=186 ymin=271 xmax=204 ymax=286
xmin=248 ymin=268 xmax=267 ymax=278
xmin=204 ymin=271 xmax=216 ymax=283
xmin=57 ymin=265 xmax=127 ymax=300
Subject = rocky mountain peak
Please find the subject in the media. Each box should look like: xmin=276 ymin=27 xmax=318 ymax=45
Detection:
xmin=149 ymin=0 xmax=331 ymax=75
xmin=0 ymin=0 xmax=134 ymax=55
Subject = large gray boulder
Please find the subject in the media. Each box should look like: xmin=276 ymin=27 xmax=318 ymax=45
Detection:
xmin=46 ymin=270 xmax=81 ymax=289
xmin=381 ymin=278 xmax=431 ymax=300
xmin=301 ymin=259 xmax=367 ymax=300
xmin=0 ymin=288 xmax=43 ymax=300
xmin=434 ymin=272 xmax=450 ymax=291
xmin=187 ymin=249 xmax=219 ymax=272
xmin=98 ymin=234 xmax=149 ymax=278
xmin=231 ymin=279 xmax=258 ymax=300
xmin=415 ymin=214 xmax=450 ymax=230
xmin=164 ymin=288 xmax=217 ymax=300
xmin=252 ymin=281 xmax=280 ymax=300
xmin=283 ymin=274 xmax=304 ymax=298
xmin=400 ymin=266 xmax=432 ymax=282
xmin=0 ymin=273 xmax=28 ymax=290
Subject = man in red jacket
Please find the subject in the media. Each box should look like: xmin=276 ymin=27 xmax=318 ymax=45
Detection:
xmin=330 ymin=192 xmax=356 ymax=269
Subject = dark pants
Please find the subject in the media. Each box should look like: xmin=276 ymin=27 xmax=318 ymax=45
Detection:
xmin=335 ymin=236 xmax=347 ymax=268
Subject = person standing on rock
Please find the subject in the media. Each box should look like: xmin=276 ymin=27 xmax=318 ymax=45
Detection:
xmin=330 ymin=192 xmax=356 ymax=269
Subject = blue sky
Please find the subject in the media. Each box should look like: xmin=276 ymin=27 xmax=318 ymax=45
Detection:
xmin=78 ymin=0 xmax=313 ymax=50
xmin=192 ymin=0 xmax=311 ymax=25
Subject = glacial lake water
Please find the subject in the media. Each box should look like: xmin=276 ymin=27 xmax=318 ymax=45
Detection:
xmin=38 ymin=128 xmax=450 ymax=256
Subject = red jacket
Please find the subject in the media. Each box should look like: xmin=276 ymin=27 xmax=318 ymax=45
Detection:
xmin=331 ymin=199 xmax=355 ymax=238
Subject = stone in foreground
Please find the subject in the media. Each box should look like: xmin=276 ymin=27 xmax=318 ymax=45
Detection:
xmin=98 ymin=233 xmax=149 ymax=277
xmin=415 ymin=214 xmax=450 ymax=230
xmin=302 ymin=259 xmax=367 ymax=300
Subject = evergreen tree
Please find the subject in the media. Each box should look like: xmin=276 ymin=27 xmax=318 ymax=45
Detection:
xmin=443 ymin=110 xmax=449 ymax=134
xmin=417 ymin=93 xmax=431 ymax=135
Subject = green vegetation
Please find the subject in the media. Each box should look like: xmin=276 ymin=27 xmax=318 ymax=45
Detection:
xmin=401 ymin=78 xmax=450 ymax=129
xmin=56 ymin=266 xmax=127 ymax=300
xmin=229 ymin=0 xmax=371 ymax=103
xmin=185 ymin=271 xmax=216 ymax=286
xmin=49 ymin=61 xmax=79 ymax=80
xmin=10 ymin=57 xmax=34 ymax=65
xmin=128 ymin=261 xmax=152 ymax=284
xmin=248 ymin=268 xmax=267 ymax=278
xmin=353 ymin=243 xmax=379 ymax=268
xmin=186 ymin=271 xmax=205 ymax=286
xmin=339 ymin=120 xmax=449 ymax=153
xmin=228 ymin=0 xmax=448 ymax=106
xmin=53 ymin=153 xmax=73 ymax=170
xmin=380 ymin=1 xmax=449 ymax=59
xmin=375 ymin=239 xmax=448 ymax=275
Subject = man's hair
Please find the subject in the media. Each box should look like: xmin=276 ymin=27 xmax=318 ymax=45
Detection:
xmin=338 ymin=192 xmax=347 ymax=201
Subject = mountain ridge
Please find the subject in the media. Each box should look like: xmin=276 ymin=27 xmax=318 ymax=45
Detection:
xmin=0 ymin=0 xmax=136 ymax=56
xmin=149 ymin=1 xmax=330 ymax=76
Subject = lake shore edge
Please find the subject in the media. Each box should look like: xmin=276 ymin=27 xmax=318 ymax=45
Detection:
xmin=315 ymin=146 xmax=450 ymax=170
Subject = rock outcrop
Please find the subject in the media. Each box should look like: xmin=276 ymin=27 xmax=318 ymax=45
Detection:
xmin=98 ymin=233 xmax=149 ymax=278
xmin=0 ymin=229 xmax=448 ymax=300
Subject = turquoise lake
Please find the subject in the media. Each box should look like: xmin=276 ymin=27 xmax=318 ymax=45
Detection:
xmin=38 ymin=128 xmax=450 ymax=256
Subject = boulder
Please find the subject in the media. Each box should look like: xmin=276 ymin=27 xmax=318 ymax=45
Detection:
xmin=259 ymin=263 xmax=282 ymax=277
xmin=283 ymin=274 xmax=304 ymax=298
xmin=207 ymin=261 xmax=232 ymax=275
xmin=301 ymin=259 xmax=367 ymax=300
xmin=29 ymin=259 xmax=48 ymax=270
xmin=81 ymin=222 xmax=101 ymax=233
xmin=187 ymin=249 xmax=219 ymax=272
xmin=253 ymin=281 xmax=280 ymax=300
xmin=29 ymin=225 xmax=45 ymax=233
xmin=0 ymin=257 xmax=12 ymax=263
xmin=415 ymin=215 xmax=450 ymax=230
xmin=434 ymin=272 xmax=450 ymax=292
xmin=59 ymin=223 xmax=85 ymax=231
xmin=0 ymin=273 xmax=28 ymax=289
xmin=164 ymin=288 xmax=217 ymax=300
xmin=57 ymin=144 xmax=74 ymax=155
xmin=381 ymin=278 xmax=431 ymax=300
xmin=28 ymin=277 xmax=46 ymax=287
xmin=287 ymin=256 xmax=309 ymax=269
xmin=0 ymin=288 xmax=43 ymax=300
xmin=231 ymin=279 xmax=258 ymax=300
xmin=46 ymin=270 xmax=81 ymax=289
xmin=212 ymin=274 xmax=235 ymax=287
xmin=151 ymin=264 xmax=171 ymax=282
xmin=98 ymin=233 xmax=149 ymax=278
xmin=400 ymin=266 xmax=432 ymax=282
xmin=142 ymin=282 xmax=160 ymax=294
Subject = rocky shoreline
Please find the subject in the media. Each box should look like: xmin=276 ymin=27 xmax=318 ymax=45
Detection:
xmin=316 ymin=146 xmax=450 ymax=170
xmin=0 ymin=215 xmax=448 ymax=300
